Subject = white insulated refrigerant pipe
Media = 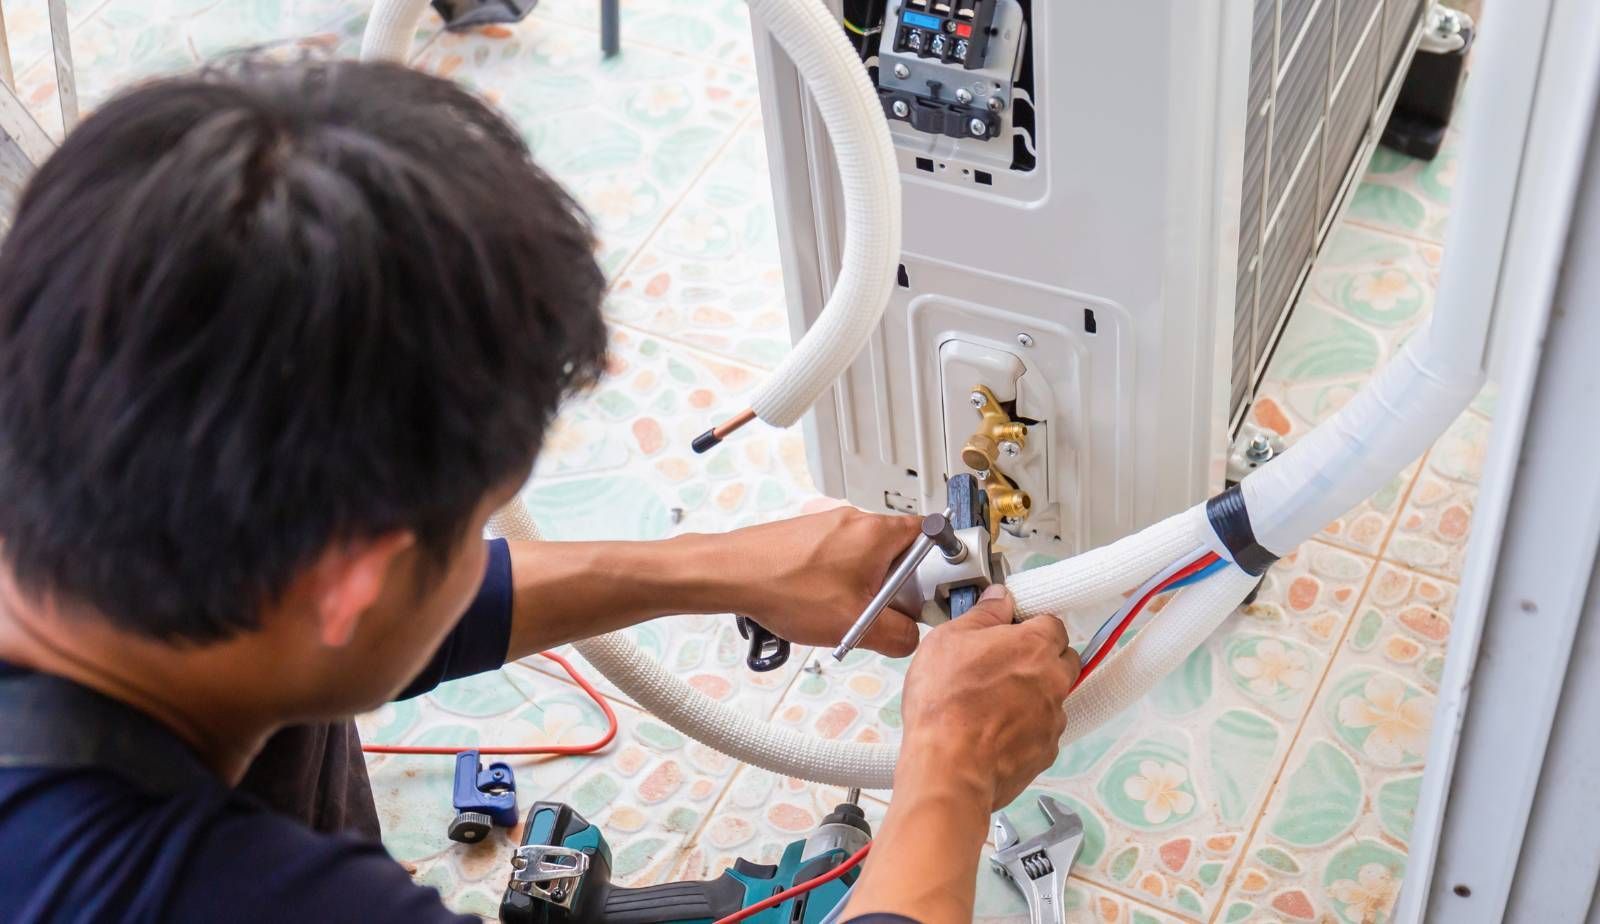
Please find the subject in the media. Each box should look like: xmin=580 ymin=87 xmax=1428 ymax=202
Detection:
xmin=362 ymin=0 xmax=1497 ymax=789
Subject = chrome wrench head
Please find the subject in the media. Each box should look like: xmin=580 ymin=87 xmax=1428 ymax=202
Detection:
xmin=990 ymin=796 xmax=1085 ymax=924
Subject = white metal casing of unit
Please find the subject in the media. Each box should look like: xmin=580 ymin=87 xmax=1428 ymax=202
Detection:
xmin=750 ymin=0 xmax=1425 ymax=557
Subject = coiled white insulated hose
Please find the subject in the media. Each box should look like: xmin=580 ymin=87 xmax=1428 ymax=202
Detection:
xmin=368 ymin=0 xmax=1493 ymax=788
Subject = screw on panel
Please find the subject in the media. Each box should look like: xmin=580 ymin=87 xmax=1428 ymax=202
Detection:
xmin=892 ymin=99 xmax=910 ymax=118
xmin=1245 ymin=434 xmax=1273 ymax=462
xmin=894 ymin=62 xmax=910 ymax=79
xmin=956 ymin=88 xmax=973 ymax=104
xmin=999 ymin=441 xmax=1021 ymax=459
xmin=968 ymin=117 xmax=987 ymax=137
xmin=970 ymin=391 xmax=988 ymax=409
xmin=987 ymin=96 xmax=1006 ymax=112
xmin=1016 ymin=333 xmax=1034 ymax=347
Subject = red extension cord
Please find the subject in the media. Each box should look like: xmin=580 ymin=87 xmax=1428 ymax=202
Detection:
xmin=360 ymin=650 xmax=619 ymax=756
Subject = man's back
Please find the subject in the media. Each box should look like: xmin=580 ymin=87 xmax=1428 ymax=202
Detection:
xmin=0 ymin=663 xmax=471 ymax=923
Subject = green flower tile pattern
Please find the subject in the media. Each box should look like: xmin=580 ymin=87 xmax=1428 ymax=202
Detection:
xmin=42 ymin=2 xmax=1482 ymax=919
xmin=1213 ymin=566 xmax=1460 ymax=921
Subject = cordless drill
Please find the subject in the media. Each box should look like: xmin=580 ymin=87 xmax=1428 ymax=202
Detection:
xmin=499 ymin=798 xmax=871 ymax=923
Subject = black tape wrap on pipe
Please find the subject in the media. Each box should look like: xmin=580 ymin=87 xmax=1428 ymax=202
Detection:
xmin=1205 ymin=485 xmax=1278 ymax=577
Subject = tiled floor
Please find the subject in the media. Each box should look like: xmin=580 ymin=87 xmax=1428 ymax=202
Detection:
xmin=6 ymin=2 xmax=1481 ymax=921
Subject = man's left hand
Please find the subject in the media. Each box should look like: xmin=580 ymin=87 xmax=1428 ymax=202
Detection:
xmin=712 ymin=507 xmax=922 ymax=658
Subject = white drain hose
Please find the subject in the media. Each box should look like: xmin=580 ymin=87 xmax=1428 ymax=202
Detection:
xmin=361 ymin=0 xmax=899 ymax=430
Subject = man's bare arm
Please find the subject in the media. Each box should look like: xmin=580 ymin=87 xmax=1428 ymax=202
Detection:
xmin=500 ymin=507 xmax=923 ymax=660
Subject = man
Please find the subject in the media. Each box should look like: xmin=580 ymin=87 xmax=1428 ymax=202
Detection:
xmin=0 ymin=58 xmax=1078 ymax=922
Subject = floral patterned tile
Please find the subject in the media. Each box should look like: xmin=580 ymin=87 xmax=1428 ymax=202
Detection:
xmin=13 ymin=0 xmax=425 ymax=139
xmin=528 ymin=324 xmax=820 ymax=530
xmin=669 ymin=769 xmax=881 ymax=881
xmin=769 ymin=648 xmax=912 ymax=775
xmin=535 ymin=0 xmax=756 ymax=64
xmin=976 ymin=854 xmax=1198 ymax=924
xmin=510 ymin=323 xmax=832 ymax=713
xmin=1211 ymin=563 xmax=1455 ymax=924
xmin=0 ymin=0 xmax=115 ymax=94
xmin=361 ymin=664 xmax=744 ymax=916
xmin=1000 ymin=540 xmax=1373 ymax=921
xmin=1344 ymin=133 xmax=1460 ymax=244
xmin=605 ymin=116 xmax=791 ymax=369
xmin=413 ymin=16 xmax=758 ymax=275
xmin=1384 ymin=407 xmax=1488 ymax=582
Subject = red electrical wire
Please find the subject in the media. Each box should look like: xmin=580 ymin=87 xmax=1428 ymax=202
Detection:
xmin=712 ymin=842 xmax=873 ymax=924
xmin=1072 ymin=553 xmax=1221 ymax=690
xmin=360 ymin=651 xmax=619 ymax=756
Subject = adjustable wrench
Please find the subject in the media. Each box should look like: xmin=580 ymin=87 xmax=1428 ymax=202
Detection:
xmin=991 ymin=796 xmax=1085 ymax=924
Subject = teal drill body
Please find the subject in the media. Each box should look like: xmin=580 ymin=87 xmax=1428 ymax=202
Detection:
xmin=500 ymin=801 xmax=868 ymax=924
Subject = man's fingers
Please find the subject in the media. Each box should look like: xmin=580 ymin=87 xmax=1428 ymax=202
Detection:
xmin=954 ymin=584 xmax=1015 ymax=629
xmin=860 ymin=609 xmax=920 ymax=658
xmin=1060 ymin=646 xmax=1082 ymax=691
xmin=1017 ymin=611 xmax=1070 ymax=655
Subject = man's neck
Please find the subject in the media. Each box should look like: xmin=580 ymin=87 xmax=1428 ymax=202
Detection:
xmin=0 ymin=578 xmax=279 ymax=783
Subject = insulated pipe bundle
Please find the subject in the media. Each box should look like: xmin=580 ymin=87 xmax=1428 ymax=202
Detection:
xmin=364 ymin=0 xmax=1495 ymax=789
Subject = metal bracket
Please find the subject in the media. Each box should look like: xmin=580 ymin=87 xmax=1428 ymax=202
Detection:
xmin=1226 ymin=422 xmax=1285 ymax=484
xmin=507 ymin=845 xmax=589 ymax=907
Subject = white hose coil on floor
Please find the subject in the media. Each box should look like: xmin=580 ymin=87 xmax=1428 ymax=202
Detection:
xmin=360 ymin=0 xmax=899 ymax=430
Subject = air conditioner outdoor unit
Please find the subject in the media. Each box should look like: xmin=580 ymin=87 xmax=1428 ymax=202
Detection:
xmin=752 ymin=0 xmax=1430 ymax=557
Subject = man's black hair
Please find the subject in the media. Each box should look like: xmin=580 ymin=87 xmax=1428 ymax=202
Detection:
xmin=0 ymin=57 xmax=609 ymax=642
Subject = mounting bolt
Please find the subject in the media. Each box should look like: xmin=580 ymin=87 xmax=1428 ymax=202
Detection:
xmin=968 ymin=117 xmax=988 ymax=137
xmin=970 ymin=391 xmax=988 ymax=410
xmin=999 ymin=441 xmax=1021 ymax=459
xmin=1245 ymin=433 xmax=1274 ymax=462
xmin=956 ymin=87 xmax=973 ymax=104
xmin=893 ymin=62 xmax=910 ymax=79
xmin=1016 ymin=332 xmax=1034 ymax=348
xmin=892 ymin=99 xmax=910 ymax=119
xmin=987 ymin=96 xmax=1006 ymax=112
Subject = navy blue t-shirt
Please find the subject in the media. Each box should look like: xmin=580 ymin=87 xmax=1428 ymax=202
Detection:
xmin=0 ymin=540 xmax=516 ymax=923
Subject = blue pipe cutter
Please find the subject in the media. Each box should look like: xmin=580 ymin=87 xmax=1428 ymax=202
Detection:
xmin=449 ymin=749 xmax=519 ymax=844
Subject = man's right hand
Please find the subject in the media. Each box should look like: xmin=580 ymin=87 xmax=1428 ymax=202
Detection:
xmin=842 ymin=585 xmax=1079 ymax=923
xmin=897 ymin=583 xmax=1079 ymax=810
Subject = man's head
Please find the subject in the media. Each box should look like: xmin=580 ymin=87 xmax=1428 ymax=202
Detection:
xmin=0 ymin=58 xmax=607 ymax=714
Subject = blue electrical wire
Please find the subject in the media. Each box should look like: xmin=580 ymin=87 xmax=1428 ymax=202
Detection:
xmin=1162 ymin=556 xmax=1230 ymax=591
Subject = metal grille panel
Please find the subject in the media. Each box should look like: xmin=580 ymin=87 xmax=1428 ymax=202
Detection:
xmin=1230 ymin=0 xmax=1428 ymax=421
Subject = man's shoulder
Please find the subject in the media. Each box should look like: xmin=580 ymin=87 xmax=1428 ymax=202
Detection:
xmin=0 ymin=765 xmax=472 ymax=923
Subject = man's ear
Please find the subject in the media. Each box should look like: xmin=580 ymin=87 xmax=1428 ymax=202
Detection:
xmin=309 ymin=532 xmax=416 ymax=647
